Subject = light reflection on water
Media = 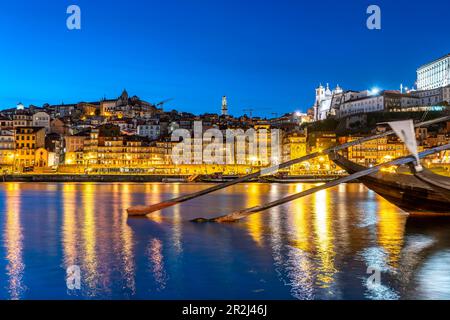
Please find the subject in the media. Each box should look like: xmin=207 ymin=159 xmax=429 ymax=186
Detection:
xmin=3 ymin=184 xmax=25 ymax=300
xmin=0 ymin=182 xmax=450 ymax=300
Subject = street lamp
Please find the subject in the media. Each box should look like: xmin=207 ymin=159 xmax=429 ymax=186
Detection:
xmin=370 ymin=87 xmax=381 ymax=96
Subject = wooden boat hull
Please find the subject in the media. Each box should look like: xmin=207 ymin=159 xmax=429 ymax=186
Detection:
xmin=330 ymin=153 xmax=450 ymax=215
xmin=414 ymin=168 xmax=450 ymax=201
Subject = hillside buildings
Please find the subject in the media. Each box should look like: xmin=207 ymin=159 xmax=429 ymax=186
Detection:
xmin=312 ymin=54 xmax=450 ymax=122
xmin=1 ymin=53 xmax=450 ymax=174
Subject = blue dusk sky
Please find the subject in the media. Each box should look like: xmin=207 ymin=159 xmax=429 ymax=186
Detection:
xmin=0 ymin=0 xmax=449 ymax=117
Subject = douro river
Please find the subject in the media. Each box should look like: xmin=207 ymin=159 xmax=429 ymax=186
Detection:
xmin=1 ymin=182 xmax=449 ymax=299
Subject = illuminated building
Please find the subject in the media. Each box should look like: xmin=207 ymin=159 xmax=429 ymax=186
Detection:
xmin=307 ymin=131 xmax=338 ymax=172
xmin=100 ymin=90 xmax=157 ymax=119
xmin=137 ymin=123 xmax=161 ymax=140
xmin=0 ymin=115 xmax=13 ymax=129
xmin=339 ymin=91 xmax=426 ymax=117
xmin=63 ymin=127 xmax=166 ymax=172
xmin=34 ymin=147 xmax=49 ymax=168
xmin=45 ymin=133 xmax=63 ymax=166
xmin=417 ymin=53 xmax=450 ymax=90
xmin=14 ymin=127 xmax=45 ymax=170
xmin=13 ymin=111 xmax=32 ymax=127
xmin=341 ymin=135 xmax=409 ymax=166
xmin=64 ymin=131 xmax=89 ymax=165
xmin=79 ymin=102 xmax=99 ymax=117
xmin=253 ymin=124 xmax=274 ymax=166
xmin=282 ymin=131 xmax=307 ymax=174
xmin=0 ymin=129 xmax=15 ymax=172
xmin=308 ymin=131 xmax=337 ymax=152
xmin=32 ymin=112 xmax=51 ymax=132
xmin=226 ymin=124 xmax=279 ymax=167
xmin=45 ymin=103 xmax=76 ymax=118
xmin=312 ymin=83 xmax=343 ymax=121
xmin=155 ymin=140 xmax=177 ymax=165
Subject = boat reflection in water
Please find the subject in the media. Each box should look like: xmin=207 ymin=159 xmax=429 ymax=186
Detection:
xmin=0 ymin=182 xmax=450 ymax=299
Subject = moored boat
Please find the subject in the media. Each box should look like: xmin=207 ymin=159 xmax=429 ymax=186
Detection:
xmin=414 ymin=168 xmax=450 ymax=201
xmin=330 ymin=152 xmax=450 ymax=215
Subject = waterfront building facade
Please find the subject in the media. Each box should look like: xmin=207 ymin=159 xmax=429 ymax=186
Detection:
xmin=0 ymin=83 xmax=448 ymax=175
xmin=14 ymin=127 xmax=46 ymax=169
xmin=282 ymin=131 xmax=307 ymax=174
xmin=341 ymin=135 xmax=411 ymax=167
xmin=0 ymin=129 xmax=15 ymax=171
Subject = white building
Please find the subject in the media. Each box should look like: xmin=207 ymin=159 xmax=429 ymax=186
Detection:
xmin=137 ymin=123 xmax=161 ymax=140
xmin=339 ymin=94 xmax=385 ymax=117
xmin=417 ymin=54 xmax=450 ymax=90
xmin=312 ymin=84 xmax=378 ymax=119
xmin=411 ymin=87 xmax=443 ymax=106
xmin=338 ymin=90 xmax=434 ymax=118
xmin=312 ymin=84 xmax=343 ymax=121
xmin=32 ymin=112 xmax=51 ymax=131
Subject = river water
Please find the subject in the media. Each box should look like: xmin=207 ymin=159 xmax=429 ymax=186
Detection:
xmin=0 ymin=182 xmax=449 ymax=300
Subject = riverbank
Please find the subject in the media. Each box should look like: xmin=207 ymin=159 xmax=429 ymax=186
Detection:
xmin=1 ymin=174 xmax=186 ymax=183
xmin=0 ymin=174 xmax=344 ymax=183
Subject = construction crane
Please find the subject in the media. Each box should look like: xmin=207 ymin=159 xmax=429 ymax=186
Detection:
xmin=243 ymin=108 xmax=278 ymax=119
xmin=154 ymin=98 xmax=174 ymax=109
xmin=243 ymin=108 xmax=254 ymax=118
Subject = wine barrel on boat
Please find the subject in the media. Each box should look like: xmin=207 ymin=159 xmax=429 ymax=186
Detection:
xmin=330 ymin=152 xmax=450 ymax=215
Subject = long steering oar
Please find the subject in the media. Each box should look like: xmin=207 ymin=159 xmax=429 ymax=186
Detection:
xmin=191 ymin=143 xmax=450 ymax=223
xmin=127 ymin=116 xmax=450 ymax=216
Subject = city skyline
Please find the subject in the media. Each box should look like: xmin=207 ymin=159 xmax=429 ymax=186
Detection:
xmin=1 ymin=0 xmax=449 ymax=116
